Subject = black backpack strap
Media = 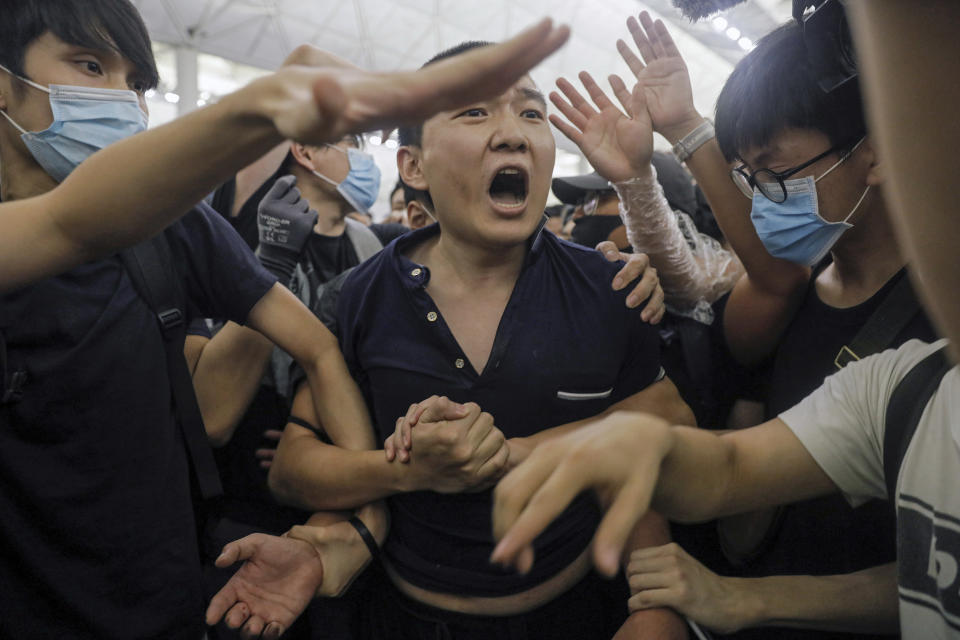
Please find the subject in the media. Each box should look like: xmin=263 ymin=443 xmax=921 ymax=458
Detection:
xmin=882 ymin=346 xmax=952 ymax=501
xmin=120 ymin=234 xmax=222 ymax=500
xmin=835 ymin=275 xmax=920 ymax=369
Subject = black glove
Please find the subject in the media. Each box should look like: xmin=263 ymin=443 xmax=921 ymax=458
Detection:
xmin=255 ymin=175 xmax=318 ymax=282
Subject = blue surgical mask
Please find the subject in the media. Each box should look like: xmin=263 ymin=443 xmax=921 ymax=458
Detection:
xmin=313 ymin=145 xmax=381 ymax=213
xmin=750 ymin=139 xmax=870 ymax=266
xmin=0 ymin=64 xmax=148 ymax=183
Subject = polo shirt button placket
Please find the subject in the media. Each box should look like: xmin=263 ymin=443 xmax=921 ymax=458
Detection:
xmin=427 ymin=311 xmax=438 ymax=322
xmin=455 ymin=358 xmax=465 ymax=369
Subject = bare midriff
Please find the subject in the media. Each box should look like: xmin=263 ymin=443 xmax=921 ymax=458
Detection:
xmin=383 ymin=548 xmax=593 ymax=616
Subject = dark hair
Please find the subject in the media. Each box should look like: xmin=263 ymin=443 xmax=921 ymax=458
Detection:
xmin=0 ymin=0 xmax=159 ymax=91
xmin=397 ymin=41 xmax=493 ymax=149
xmin=397 ymin=41 xmax=492 ymax=212
xmin=714 ymin=20 xmax=865 ymax=162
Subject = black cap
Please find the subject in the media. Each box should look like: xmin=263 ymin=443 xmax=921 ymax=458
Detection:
xmin=551 ymin=171 xmax=613 ymax=205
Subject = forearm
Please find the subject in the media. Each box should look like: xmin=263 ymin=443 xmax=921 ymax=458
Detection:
xmin=731 ymin=563 xmax=899 ymax=634
xmin=193 ymin=322 xmax=275 ymax=446
xmin=658 ymin=118 xmax=809 ymax=297
xmin=270 ymin=432 xmax=412 ymax=510
xmin=614 ymin=168 xmax=741 ymax=312
xmin=49 ymin=79 xmax=284 ymax=260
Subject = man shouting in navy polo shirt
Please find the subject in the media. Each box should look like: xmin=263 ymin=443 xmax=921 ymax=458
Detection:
xmin=269 ymin=41 xmax=694 ymax=640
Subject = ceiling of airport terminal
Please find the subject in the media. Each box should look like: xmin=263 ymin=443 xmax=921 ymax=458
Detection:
xmin=136 ymin=0 xmax=792 ymax=149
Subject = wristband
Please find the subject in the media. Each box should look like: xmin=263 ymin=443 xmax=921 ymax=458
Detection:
xmin=348 ymin=516 xmax=380 ymax=559
xmin=671 ymin=120 xmax=715 ymax=163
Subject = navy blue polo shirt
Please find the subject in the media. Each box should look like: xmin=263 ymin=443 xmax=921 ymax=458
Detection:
xmin=0 ymin=203 xmax=275 ymax=639
xmin=338 ymin=222 xmax=663 ymax=596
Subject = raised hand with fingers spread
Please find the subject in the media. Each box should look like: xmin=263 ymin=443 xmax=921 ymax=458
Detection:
xmin=617 ymin=11 xmax=706 ymax=144
xmin=550 ymin=71 xmax=655 ymax=184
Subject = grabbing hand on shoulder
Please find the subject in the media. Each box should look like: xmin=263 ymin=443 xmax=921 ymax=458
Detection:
xmin=597 ymin=241 xmax=666 ymax=323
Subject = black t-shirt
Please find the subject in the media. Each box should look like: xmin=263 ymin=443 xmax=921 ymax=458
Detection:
xmin=0 ymin=204 xmax=275 ymax=639
xmin=732 ymin=265 xmax=938 ymax=640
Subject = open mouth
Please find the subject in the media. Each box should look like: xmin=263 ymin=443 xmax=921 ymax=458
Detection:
xmin=488 ymin=167 xmax=529 ymax=209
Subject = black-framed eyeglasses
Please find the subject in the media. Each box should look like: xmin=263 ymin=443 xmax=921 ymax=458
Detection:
xmin=731 ymin=141 xmax=852 ymax=203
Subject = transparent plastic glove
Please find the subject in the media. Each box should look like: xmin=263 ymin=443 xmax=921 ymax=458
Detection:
xmin=613 ymin=167 xmax=743 ymax=324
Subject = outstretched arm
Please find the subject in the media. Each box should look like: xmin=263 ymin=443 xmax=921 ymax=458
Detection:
xmin=628 ymin=544 xmax=898 ymax=636
xmin=491 ymin=413 xmax=836 ymax=577
xmin=617 ymin=13 xmax=808 ymax=360
xmin=0 ymin=19 xmax=569 ymax=293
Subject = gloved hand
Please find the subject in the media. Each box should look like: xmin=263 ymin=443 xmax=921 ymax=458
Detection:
xmin=255 ymin=175 xmax=318 ymax=282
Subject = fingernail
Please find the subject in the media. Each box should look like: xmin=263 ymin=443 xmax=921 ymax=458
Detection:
xmin=613 ymin=276 xmax=624 ymax=290
xmin=626 ymin=294 xmax=638 ymax=307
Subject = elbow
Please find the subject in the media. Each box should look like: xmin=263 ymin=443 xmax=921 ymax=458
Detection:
xmin=266 ymin=462 xmax=302 ymax=509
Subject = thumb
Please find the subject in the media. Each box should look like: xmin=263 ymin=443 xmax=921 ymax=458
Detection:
xmin=418 ymin=397 xmax=469 ymax=423
xmin=214 ymin=533 xmax=260 ymax=568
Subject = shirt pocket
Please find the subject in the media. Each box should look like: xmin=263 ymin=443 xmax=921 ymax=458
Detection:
xmin=556 ymin=387 xmax=613 ymax=401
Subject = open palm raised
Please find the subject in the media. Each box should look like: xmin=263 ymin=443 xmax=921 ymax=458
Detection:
xmin=549 ymin=71 xmax=655 ymax=184
xmin=617 ymin=11 xmax=705 ymax=143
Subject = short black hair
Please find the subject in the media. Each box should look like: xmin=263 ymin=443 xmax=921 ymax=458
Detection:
xmin=714 ymin=20 xmax=865 ymax=163
xmin=397 ymin=41 xmax=493 ymax=149
xmin=397 ymin=41 xmax=493 ymax=212
xmin=0 ymin=0 xmax=159 ymax=92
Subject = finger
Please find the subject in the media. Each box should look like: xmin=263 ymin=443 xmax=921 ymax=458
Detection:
xmin=627 ymin=265 xmax=657 ymax=308
xmin=640 ymin=283 xmax=665 ymax=323
xmin=384 ymin=431 xmax=397 ymax=462
xmin=263 ymin=429 xmax=284 ymax=441
xmin=409 ymin=20 xmax=570 ymax=119
xmin=419 ymin=396 xmax=469 ymax=424
xmin=490 ymin=444 xmax=564 ymax=552
xmin=466 ymin=411 xmax=496 ymax=450
xmin=627 ymin=551 xmax=678 ymax=575
xmin=548 ymin=89 xmax=588 ymax=131
xmin=596 ymin=240 xmax=621 ymax=263
xmin=592 ymin=472 xmax=659 ymax=577
xmin=554 ymin=76 xmax=597 ymax=120
xmin=617 ymin=253 xmax=650 ymax=293
xmin=205 ymin=582 xmax=238 ymax=625
xmin=578 ymin=71 xmax=620 ymax=115
xmin=475 ymin=434 xmax=510 ymax=481
xmin=628 ymin=588 xmax=678 ymax=612
xmin=255 ymin=448 xmax=276 ymax=460
xmin=240 ymin=615 xmax=265 ymax=640
xmin=654 ymin=19 xmax=683 ymax=60
xmin=548 ymin=113 xmax=585 ymax=148
xmin=263 ymin=622 xmax=285 ymax=640
xmin=608 ymin=74 xmax=635 ymax=118
xmin=629 ymin=14 xmax=657 ymax=64
xmin=214 ymin=534 xmax=262 ymax=569
xmin=491 ymin=454 xmax=588 ymax=570
xmin=401 ymin=403 xmax=420 ymax=450
xmin=224 ymin=601 xmax=251 ymax=630
xmin=616 ymin=38 xmax=646 ymax=79
xmin=645 ymin=15 xmax=669 ymax=59
xmin=628 ymin=569 xmax=676 ymax=593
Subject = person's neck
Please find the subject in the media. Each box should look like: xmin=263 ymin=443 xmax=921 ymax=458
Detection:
xmin=820 ymin=200 xmax=905 ymax=305
xmin=420 ymin=228 xmax=527 ymax=294
xmin=0 ymin=147 xmax=57 ymax=202
xmin=294 ymin=168 xmax=348 ymax=236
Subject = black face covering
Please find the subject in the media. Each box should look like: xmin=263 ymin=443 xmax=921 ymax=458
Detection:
xmin=570 ymin=215 xmax=629 ymax=252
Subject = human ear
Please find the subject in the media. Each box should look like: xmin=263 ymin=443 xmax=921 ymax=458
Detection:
xmin=289 ymin=142 xmax=318 ymax=172
xmin=862 ymin=137 xmax=884 ymax=186
xmin=397 ymin=146 xmax=428 ymax=191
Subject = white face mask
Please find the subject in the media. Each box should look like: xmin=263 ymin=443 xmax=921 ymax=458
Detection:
xmin=0 ymin=64 xmax=147 ymax=182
